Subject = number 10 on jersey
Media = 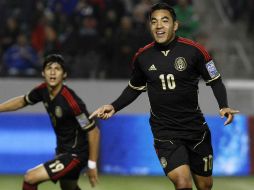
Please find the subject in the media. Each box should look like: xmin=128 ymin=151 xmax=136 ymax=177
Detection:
xmin=159 ymin=74 xmax=176 ymax=90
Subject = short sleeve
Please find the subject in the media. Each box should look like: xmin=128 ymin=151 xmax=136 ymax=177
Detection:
xmin=25 ymin=83 xmax=45 ymax=105
xmin=75 ymin=103 xmax=96 ymax=132
xmin=64 ymin=88 xmax=96 ymax=132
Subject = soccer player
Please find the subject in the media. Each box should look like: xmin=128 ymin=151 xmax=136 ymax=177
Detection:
xmin=0 ymin=54 xmax=100 ymax=190
xmin=90 ymin=3 xmax=239 ymax=190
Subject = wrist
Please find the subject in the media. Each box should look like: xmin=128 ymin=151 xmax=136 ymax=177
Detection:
xmin=88 ymin=160 xmax=97 ymax=169
xmin=220 ymin=107 xmax=228 ymax=112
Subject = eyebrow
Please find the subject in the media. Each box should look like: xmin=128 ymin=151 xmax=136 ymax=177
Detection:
xmin=151 ymin=16 xmax=170 ymax=21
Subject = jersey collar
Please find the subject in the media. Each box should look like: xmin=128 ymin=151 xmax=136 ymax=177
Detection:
xmin=154 ymin=36 xmax=178 ymax=51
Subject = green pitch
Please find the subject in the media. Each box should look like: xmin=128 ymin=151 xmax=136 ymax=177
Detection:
xmin=1 ymin=175 xmax=254 ymax=190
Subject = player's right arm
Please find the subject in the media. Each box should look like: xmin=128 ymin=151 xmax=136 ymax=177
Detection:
xmin=90 ymin=52 xmax=146 ymax=120
xmin=0 ymin=95 xmax=27 ymax=112
xmin=89 ymin=86 xmax=142 ymax=120
xmin=0 ymin=83 xmax=46 ymax=113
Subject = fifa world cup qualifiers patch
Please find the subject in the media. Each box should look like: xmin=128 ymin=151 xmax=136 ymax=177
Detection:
xmin=76 ymin=113 xmax=90 ymax=129
xmin=76 ymin=113 xmax=95 ymax=130
xmin=206 ymin=60 xmax=219 ymax=78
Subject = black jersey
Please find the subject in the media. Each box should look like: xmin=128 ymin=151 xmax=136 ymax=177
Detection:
xmin=129 ymin=37 xmax=221 ymax=140
xmin=25 ymin=83 xmax=95 ymax=155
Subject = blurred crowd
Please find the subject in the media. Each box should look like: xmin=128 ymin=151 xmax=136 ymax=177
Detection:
xmin=0 ymin=0 xmax=200 ymax=78
xmin=223 ymin=0 xmax=254 ymax=36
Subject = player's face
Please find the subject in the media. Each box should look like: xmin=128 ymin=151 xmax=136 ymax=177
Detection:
xmin=150 ymin=9 xmax=178 ymax=45
xmin=42 ymin=62 xmax=66 ymax=88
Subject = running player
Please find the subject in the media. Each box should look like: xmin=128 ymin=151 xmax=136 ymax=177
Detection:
xmin=89 ymin=3 xmax=239 ymax=190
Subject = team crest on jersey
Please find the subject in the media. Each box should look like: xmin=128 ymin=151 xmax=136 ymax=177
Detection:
xmin=55 ymin=106 xmax=63 ymax=118
xmin=174 ymin=57 xmax=187 ymax=71
xmin=160 ymin=157 xmax=167 ymax=168
xmin=206 ymin=60 xmax=219 ymax=78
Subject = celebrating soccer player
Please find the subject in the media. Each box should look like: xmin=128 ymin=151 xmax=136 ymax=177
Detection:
xmin=90 ymin=3 xmax=239 ymax=190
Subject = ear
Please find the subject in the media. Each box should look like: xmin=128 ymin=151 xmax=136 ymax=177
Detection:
xmin=41 ymin=71 xmax=45 ymax=77
xmin=173 ymin=21 xmax=179 ymax=32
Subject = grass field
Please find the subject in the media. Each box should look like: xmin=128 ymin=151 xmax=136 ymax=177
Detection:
xmin=1 ymin=175 xmax=254 ymax=190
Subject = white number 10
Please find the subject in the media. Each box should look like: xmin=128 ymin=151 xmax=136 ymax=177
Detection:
xmin=159 ymin=74 xmax=176 ymax=90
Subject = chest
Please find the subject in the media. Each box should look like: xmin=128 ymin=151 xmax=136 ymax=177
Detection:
xmin=43 ymin=95 xmax=73 ymax=120
xmin=140 ymin=49 xmax=198 ymax=81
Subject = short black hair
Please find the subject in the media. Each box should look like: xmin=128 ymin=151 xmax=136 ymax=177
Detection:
xmin=43 ymin=54 xmax=66 ymax=72
xmin=148 ymin=2 xmax=176 ymax=21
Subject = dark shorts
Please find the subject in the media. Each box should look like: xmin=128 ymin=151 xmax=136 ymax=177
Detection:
xmin=44 ymin=153 xmax=87 ymax=182
xmin=154 ymin=129 xmax=213 ymax=177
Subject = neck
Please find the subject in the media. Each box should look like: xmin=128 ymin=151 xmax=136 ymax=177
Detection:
xmin=48 ymin=83 xmax=63 ymax=99
xmin=161 ymin=34 xmax=176 ymax=46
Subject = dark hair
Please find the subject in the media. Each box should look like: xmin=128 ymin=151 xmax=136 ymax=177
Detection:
xmin=148 ymin=2 xmax=176 ymax=21
xmin=43 ymin=54 xmax=66 ymax=72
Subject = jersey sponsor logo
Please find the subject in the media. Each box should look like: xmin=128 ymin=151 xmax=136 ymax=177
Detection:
xmin=55 ymin=106 xmax=63 ymax=118
xmin=206 ymin=60 xmax=219 ymax=78
xmin=76 ymin=113 xmax=90 ymax=129
xmin=161 ymin=50 xmax=170 ymax=56
xmin=160 ymin=157 xmax=167 ymax=168
xmin=174 ymin=57 xmax=187 ymax=71
xmin=148 ymin=64 xmax=157 ymax=71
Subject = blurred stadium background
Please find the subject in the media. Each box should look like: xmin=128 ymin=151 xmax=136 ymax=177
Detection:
xmin=1 ymin=0 xmax=254 ymax=190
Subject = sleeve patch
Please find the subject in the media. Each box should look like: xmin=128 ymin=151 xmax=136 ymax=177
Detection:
xmin=76 ymin=113 xmax=94 ymax=130
xmin=205 ymin=60 xmax=219 ymax=78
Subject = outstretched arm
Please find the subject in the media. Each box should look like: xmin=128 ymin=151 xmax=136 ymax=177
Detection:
xmin=0 ymin=95 xmax=27 ymax=112
xmin=210 ymin=79 xmax=239 ymax=125
xmin=87 ymin=126 xmax=100 ymax=187
xmin=89 ymin=85 xmax=142 ymax=119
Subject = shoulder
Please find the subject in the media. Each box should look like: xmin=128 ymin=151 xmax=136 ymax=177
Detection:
xmin=131 ymin=42 xmax=155 ymax=67
xmin=134 ymin=42 xmax=155 ymax=59
xmin=32 ymin=82 xmax=47 ymax=91
xmin=138 ymin=42 xmax=155 ymax=54
xmin=61 ymin=85 xmax=83 ymax=114
xmin=61 ymin=85 xmax=83 ymax=103
xmin=177 ymin=37 xmax=211 ymax=61
xmin=61 ymin=85 xmax=77 ymax=99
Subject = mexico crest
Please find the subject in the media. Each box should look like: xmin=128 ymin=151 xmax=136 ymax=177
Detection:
xmin=55 ymin=106 xmax=63 ymax=118
xmin=160 ymin=157 xmax=167 ymax=168
xmin=174 ymin=57 xmax=187 ymax=71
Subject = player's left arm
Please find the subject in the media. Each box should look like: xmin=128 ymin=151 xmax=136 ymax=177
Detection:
xmin=193 ymin=43 xmax=239 ymax=125
xmin=87 ymin=126 xmax=100 ymax=187
xmin=73 ymin=94 xmax=100 ymax=187
xmin=210 ymin=78 xmax=239 ymax=125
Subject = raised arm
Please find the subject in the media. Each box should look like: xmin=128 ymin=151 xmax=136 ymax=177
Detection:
xmin=210 ymin=79 xmax=239 ymax=125
xmin=87 ymin=126 xmax=100 ymax=187
xmin=0 ymin=95 xmax=27 ymax=112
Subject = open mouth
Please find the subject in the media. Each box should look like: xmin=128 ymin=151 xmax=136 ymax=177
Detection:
xmin=49 ymin=77 xmax=56 ymax=82
xmin=156 ymin=31 xmax=165 ymax=38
